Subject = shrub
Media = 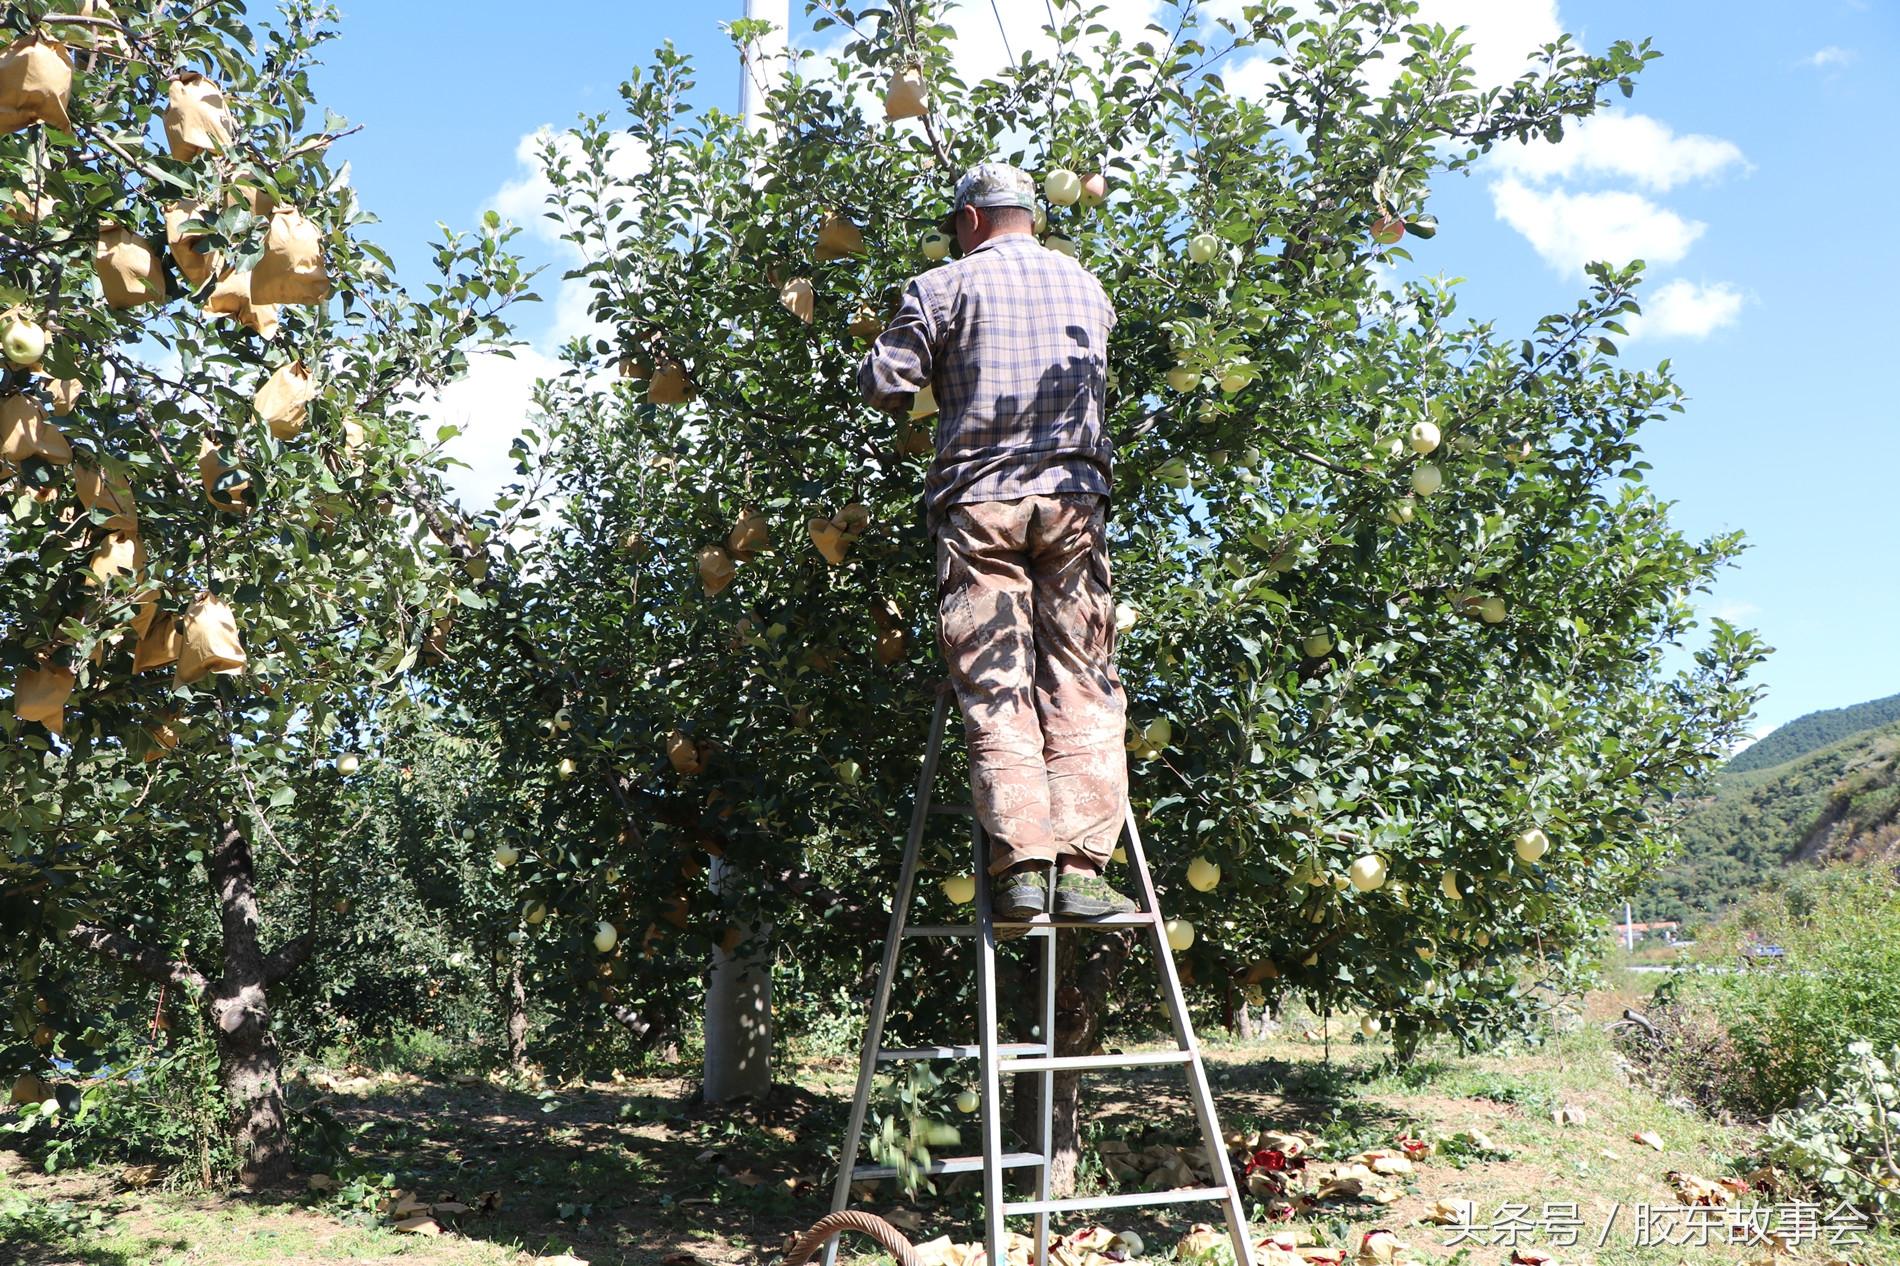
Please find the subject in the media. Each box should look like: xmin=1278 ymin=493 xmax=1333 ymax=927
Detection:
xmin=1760 ymin=1040 xmax=1900 ymax=1223
xmin=1684 ymin=863 xmax=1900 ymax=1114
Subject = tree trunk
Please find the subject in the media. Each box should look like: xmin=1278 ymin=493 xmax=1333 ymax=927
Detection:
xmin=702 ymin=856 xmax=773 ymax=1102
xmin=204 ymin=817 xmax=293 ymax=1188
xmin=1237 ymin=1001 xmax=1257 ymax=1042
xmin=1046 ymin=931 xmax=1131 ymax=1196
xmin=506 ymin=957 xmax=530 ymax=1069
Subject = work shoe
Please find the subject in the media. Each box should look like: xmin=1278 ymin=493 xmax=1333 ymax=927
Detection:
xmin=1054 ymin=873 xmax=1139 ymax=919
xmin=990 ymin=867 xmax=1049 ymax=940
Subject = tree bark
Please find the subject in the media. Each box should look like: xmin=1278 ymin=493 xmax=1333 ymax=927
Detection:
xmin=506 ymin=957 xmax=530 ymax=1069
xmin=1047 ymin=931 xmax=1131 ymax=1196
xmin=702 ymin=857 xmax=773 ymax=1102
xmin=204 ymin=816 xmax=295 ymax=1188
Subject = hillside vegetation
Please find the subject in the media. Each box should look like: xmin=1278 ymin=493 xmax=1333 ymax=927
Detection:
xmin=1727 ymin=692 xmax=1900 ymax=773
xmin=1650 ymin=718 xmax=1900 ymax=922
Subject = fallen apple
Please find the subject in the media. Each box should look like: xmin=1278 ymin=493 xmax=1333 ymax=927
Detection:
xmin=1114 ymin=1231 xmax=1144 ymax=1257
xmin=1411 ymin=462 xmax=1443 ymax=496
xmin=1164 ymin=918 xmax=1195 ymax=951
xmin=1348 ymin=854 xmax=1387 ymax=892
xmin=1408 ymin=420 xmax=1441 ymax=455
xmin=1514 ymin=827 xmax=1549 ymax=862
xmin=1044 ymin=168 xmax=1082 ymax=206
xmin=941 ymin=874 xmax=975 ymax=905
xmin=593 ymin=922 xmax=618 ymax=954
xmin=1187 ymin=232 xmax=1220 ymax=264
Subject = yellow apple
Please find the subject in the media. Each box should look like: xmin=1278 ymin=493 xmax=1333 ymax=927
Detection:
xmin=1235 ymin=447 xmax=1261 ymax=469
xmin=593 ymin=922 xmax=618 ymax=953
xmin=524 ymin=900 xmax=546 ymax=926
xmin=1408 ymin=420 xmax=1441 ymax=454
xmin=1361 ymin=1016 xmax=1381 ymax=1037
xmin=1187 ymin=232 xmax=1220 ymax=263
xmin=1187 ymin=856 xmax=1221 ymax=892
xmin=493 ymin=843 xmax=519 ymax=867
xmin=921 ymin=230 xmax=950 ymax=261
xmin=1348 ymin=854 xmax=1387 ymax=892
xmin=941 ymin=874 xmax=976 ymax=904
xmin=1416 ymin=943 xmax=1435 ymax=962
xmin=1164 ymin=918 xmax=1195 ymax=951
xmin=1142 ymin=717 xmax=1172 ymax=749
xmin=1033 ymin=205 xmax=1047 ymax=234
xmin=558 ymin=757 xmax=577 ymax=778
xmin=554 ymin=707 xmax=573 ymax=731
xmin=1476 ymin=931 xmax=1491 ymax=947
xmin=1411 ymin=462 xmax=1443 ymax=496
xmin=3 ymin=316 xmax=46 ymax=367
xmin=1115 ymin=1232 xmax=1145 ymax=1257
xmin=1044 ymin=169 xmax=1082 ymax=206
xmin=1165 ymin=367 xmax=1199 ymax=393
xmin=1111 ymin=846 xmax=1127 ymax=864
xmin=1515 ymin=827 xmax=1549 ymax=862
xmin=956 ymin=1090 xmax=980 ymax=1114
xmin=1220 ymin=366 xmax=1249 ymax=394
xmin=336 ymin=753 xmax=360 ymax=775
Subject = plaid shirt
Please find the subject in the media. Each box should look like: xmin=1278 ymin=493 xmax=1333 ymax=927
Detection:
xmin=858 ymin=234 xmax=1116 ymax=529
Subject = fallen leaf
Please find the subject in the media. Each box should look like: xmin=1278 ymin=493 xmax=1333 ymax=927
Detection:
xmin=1357 ymin=1230 xmax=1406 ymax=1264
xmin=1423 ymin=1196 xmax=1475 ymax=1226
xmin=389 ymin=1194 xmax=430 ymax=1218
xmin=1667 ymin=1170 xmax=1749 ymax=1206
xmin=532 ymin=1256 xmax=588 ymax=1266
xmin=1553 ymin=1104 xmax=1587 ymax=1126
xmin=305 ymin=1173 xmax=337 ymax=1193
xmin=431 ymin=1200 xmax=472 ymax=1215
xmin=120 ymin=1164 xmax=164 ymax=1188
xmin=475 ymin=1189 xmax=502 ymax=1214
xmin=728 ymin=1169 xmax=764 ymax=1187
xmin=393 ymin=1216 xmax=441 ymax=1235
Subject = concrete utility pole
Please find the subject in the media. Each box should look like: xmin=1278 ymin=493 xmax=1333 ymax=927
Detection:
xmin=702 ymin=0 xmax=789 ymax=1105
xmin=1624 ymin=900 xmax=1634 ymax=952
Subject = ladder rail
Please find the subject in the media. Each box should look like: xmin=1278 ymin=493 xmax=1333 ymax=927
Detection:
xmin=972 ymin=818 xmax=1008 ymax=1255
xmin=1122 ymin=806 xmax=1258 ymax=1266
xmin=821 ymin=691 xmax=953 ymax=1266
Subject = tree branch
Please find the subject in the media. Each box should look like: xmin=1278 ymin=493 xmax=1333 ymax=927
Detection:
xmin=262 ymin=931 xmax=317 ymax=985
xmin=71 ymin=922 xmax=205 ymax=990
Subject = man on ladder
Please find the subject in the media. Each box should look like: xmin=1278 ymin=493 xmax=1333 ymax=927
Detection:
xmin=860 ymin=162 xmax=1135 ymax=930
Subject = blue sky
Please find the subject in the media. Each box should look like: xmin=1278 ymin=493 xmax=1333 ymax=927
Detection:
xmin=310 ymin=1 xmax=1897 ymax=736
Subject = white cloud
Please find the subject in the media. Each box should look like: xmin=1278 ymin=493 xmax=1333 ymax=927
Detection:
xmin=1804 ymin=45 xmax=1855 ymax=69
xmin=1624 ymin=278 xmax=1745 ymax=341
xmin=1490 ymin=176 xmax=1704 ymax=274
xmin=490 ymin=126 xmax=649 ymax=251
xmin=425 ymin=345 xmax=562 ymax=513
xmin=1492 ymin=111 xmax=1748 ymax=193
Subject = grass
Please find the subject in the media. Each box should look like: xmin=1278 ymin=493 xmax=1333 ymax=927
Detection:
xmin=5 ymin=989 xmax=1900 ymax=1265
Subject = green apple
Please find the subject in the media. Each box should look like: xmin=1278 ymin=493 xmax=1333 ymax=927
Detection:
xmin=1164 ymin=367 xmax=1199 ymax=393
xmin=558 ymin=756 xmax=577 ymax=779
xmin=1033 ymin=205 xmax=1047 ymax=235
xmin=523 ymin=900 xmax=546 ymax=926
xmin=1187 ymin=232 xmax=1220 ymax=264
xmin=336 ymin=753 xmax=360 ymax=776
xmin=1479 ymin=596 xmax=1507 ymax=624
xmin=1187 ymin=856 xmax=1221 ymax=892
xmin=1302 ymin=631 xmax=1333 ymax=659
xmin=1408 ymin=420 xmax=1441 ymax=454
xmin=1514 ymin=827 xmax=1549 ymax=862
xmin=956 ymin=1090 xmax=980 ymax=1114
xmin=1386 ymin=497 xmax=1416 ymax=525
xmin=1143 ymin=717 xmax=1173 ymax=749
xmin=3 ymin=317 xmax=45 ymax=367
xmin=1220 ymin=365 xmax=1250 ymax=394
xmin=1164 ymin=918 xmax=1195 ymax=951
xmin=1348 ymin=854 xmax=1387 ymax=892
xmin=462 ymin=827 xmax=477 ymax=841
xmin=1235 ymin=447 xmax=1261 ymax=469
xmin=1044 ymin=169 xmax=1082 ymax=206
xmin=921 ymin=230 xmax=950 ymax=261
xmin=1044 ymin=234 xmax=1076 ymax=257
xmin=1411 ymin=462 xmax=1443 ymax=496
xmin=493 ymin=842 xmax=520 ymax=867
xmin=593 ymin=921 xmax=619 ymax=953
xmin=941 ymin=874 xmax=976 ymax=904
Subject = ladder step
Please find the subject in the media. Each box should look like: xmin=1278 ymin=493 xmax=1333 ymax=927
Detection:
xmin=877 ymin=1043 xmax=1047 ymax=1062
xmin=929 ymin=803 xmax=975 ymax=815
xmin=902 ymin=924 xmax=1055 ymax=939
xmin=853 ymin=1150 xmax=1044 ymax=1181
xmin=1002 ymin=1185 xmax=1233 ymax=1216
xmin=995 ymin=913 xmax=1158 ymax=929
xmin=998 ymin=1050 xmax=1191 ymax=1074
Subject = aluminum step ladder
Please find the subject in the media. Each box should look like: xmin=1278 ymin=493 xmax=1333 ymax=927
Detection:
xmin=822 ymin=688 xmax=1256 ymax=1266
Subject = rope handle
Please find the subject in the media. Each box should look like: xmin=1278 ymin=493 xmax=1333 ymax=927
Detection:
xmin=783 ymin=1211 xmax=921 ymax=1266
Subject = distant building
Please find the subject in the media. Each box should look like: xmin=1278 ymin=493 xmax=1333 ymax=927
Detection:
xmin=1615 ymin=920 xmax=1681 ymax=944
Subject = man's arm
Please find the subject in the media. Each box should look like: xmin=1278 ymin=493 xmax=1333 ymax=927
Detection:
xmin=857 ymin=279 xmax=936 ymax=414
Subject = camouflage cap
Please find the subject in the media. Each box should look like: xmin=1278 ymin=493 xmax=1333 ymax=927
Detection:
xmin=950 ymin=162 xmax=1036 ymax=216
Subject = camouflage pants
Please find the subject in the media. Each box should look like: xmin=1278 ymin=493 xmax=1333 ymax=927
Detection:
xmin=935 ymin=493 xmax=1128 ymax=875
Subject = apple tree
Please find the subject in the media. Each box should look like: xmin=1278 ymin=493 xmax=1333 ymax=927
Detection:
xmin=0 ymin=0 xmax=531 ymax=1183
xmin=428 ymin=0 xmax=1765 ymax=1189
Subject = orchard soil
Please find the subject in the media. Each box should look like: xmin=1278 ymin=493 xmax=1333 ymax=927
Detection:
xmin=3 ymin=983 xmax=1892 ymax=1266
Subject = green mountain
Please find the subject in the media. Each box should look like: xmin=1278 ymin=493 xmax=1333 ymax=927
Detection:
xmin=1726 ymin=691 xmax=1900 ymax=773
xmin=1648 ymin=718 xmax=1900 ymax=924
